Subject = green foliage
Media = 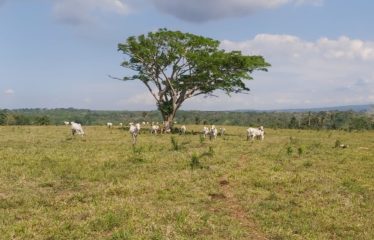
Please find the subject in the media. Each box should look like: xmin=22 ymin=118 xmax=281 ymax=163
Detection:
xmin=288 ymin=116 xmax=299 ymax=128
xmin=35 ymin=115 xmax=50 ymax=125
xmin=190 ymin=153 xmax=201 ymax=170
xmin=171 ymin=136 xmax=180 ymax=151
xmin=297 ymin=146 xmax=304 ymax=157
xmin=117 ymin=28 xmax=270 ymax=123
xmin=286 ymin=146 xmax=293 ymax=156
xmin=1 ymin=108 xmax=373 ymax=131
xmin=0 ymin=111 xmax=7 ymax=125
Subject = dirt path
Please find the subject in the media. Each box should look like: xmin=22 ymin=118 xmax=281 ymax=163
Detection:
xmin=218 ymin=179 xmax=268 ymax=239
xmin=214 ymin=154 xmax=268 ymax=239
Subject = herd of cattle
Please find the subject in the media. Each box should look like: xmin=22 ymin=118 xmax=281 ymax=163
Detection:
xmin=63 ymin=121 xmax=265 ymax=144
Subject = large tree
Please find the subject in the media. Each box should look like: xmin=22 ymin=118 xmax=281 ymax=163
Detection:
xmin=117 ymin=28 xmax=270 ymax=129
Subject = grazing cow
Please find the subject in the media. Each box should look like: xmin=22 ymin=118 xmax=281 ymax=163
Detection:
xmin=129 ymin=123 xmax=141 ymax=144
xmin=247 ymin=126 xmax=264 ymax=141
xmin=150 ymin=124 xmax=160 ymax=134
xmin=180 ymin=125 xmax=186 ymax=134
xmin=107 ymin=122 xmax=113 ymax=128
xmin=71 ymin=122 xmax=84 ymax=136
xmin=119 ymin=123 xmax=123 ymax=127
xmin=202 ymin=126 xmax=210 ymax=138
xmin=219 ymin=127 xmax=226 ymax=136
xmin=64 ymin=121 xmax=70 ymax=125
xmin=209 ymin=125 xmax=218 ymax=140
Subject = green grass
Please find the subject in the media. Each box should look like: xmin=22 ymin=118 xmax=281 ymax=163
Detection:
xmin=0 ymin=126 xmax=373 ymax=239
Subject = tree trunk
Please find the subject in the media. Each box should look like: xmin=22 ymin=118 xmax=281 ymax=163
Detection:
xmin=161 ymin=107 xmax=179 ymax=132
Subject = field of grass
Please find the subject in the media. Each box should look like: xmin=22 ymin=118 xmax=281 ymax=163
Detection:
xmin=0 ymin=125 xmax=373 ymax=239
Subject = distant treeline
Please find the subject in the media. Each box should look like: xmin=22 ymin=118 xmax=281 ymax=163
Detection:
xmin=0 ymin=108 xmax=373 ymax=130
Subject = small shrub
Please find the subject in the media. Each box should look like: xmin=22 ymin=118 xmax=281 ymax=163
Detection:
xmin=199 ymin=134 xmax=205 ymax=144
xmin=334 ymin=139 xmax=341 ymax=148
xmin=190 ymin=153 xmax=201 ymax=170
xmin=286 ymin=146 xmax=293 ymax=156
xmin=171 ymin=136 xmax=180 ymax=151
xmin=297 ymin=146 xmax=304 ymax=157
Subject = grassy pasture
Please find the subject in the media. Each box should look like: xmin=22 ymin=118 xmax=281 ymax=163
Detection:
xmin=0 ymin=125 xmax=373 ymax=239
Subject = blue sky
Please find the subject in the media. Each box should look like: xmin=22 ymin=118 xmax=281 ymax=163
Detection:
xmin=1 ymin=0 xmax=373 ymax=110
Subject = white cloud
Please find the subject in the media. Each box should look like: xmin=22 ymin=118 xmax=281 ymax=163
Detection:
xmin=52 ymin=0 xmax=131 ymax=25
xmin=117 ymin=92 xmax=156 ymax=110
xmin=223 ymin=34 xmax=374 ymax=61
xmin=4 ymin=89 xmax=15 ymax=95
xmin=83 ymin=97 xmax=92 ymax=103
xmin=150 ymin=0 xmax=323 ymax=22
xmin=217 ymin=34 xmax=374 ymax=109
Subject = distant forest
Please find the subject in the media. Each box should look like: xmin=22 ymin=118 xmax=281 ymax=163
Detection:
xmin=0 ymin=107 xmax=373 ymax=130
xmin=1 ymin=107 xmax=374 ymax=130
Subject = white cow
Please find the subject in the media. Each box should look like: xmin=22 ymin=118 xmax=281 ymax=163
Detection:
xmin=107 ymin=122 xmax=113 ymax=128
xmin=150 ymin=124 xmax=160 ymax=134
xmin=64 ymin=121 xmax=70 ymax=125
xmin=180 ymin=125 xmax=186 ymax=134
xmin=219 ymin=127 xmax=226 ymax=136
xmin=71 ymin=122 xmax=84 ymax=136
xmin=129 ymin=123 xmax=141 ymax=144
xmin=202 ymin=126 xmax=210 ymax=138
xmin=247 ymin=126 xmax=264 ymax=141
xmin=209 ymin=125 xmax=218 ymax=140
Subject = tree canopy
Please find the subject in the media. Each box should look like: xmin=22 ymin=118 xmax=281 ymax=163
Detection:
xmin=117 ymin=28 xmax=270 ymax=127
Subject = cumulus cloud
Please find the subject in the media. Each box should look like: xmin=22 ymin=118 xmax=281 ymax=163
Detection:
xmin=215 ymin=34 xmax=374 ymax=109
xmin=150 ymin=0 xmax=323 ymax=22
xmin=52 ymin=0 xmax=131 ymax=25
xmin=4 ymin=89 xmax=15 ymax=95
xmin=118 ymin=92 xmax=155 ymax=106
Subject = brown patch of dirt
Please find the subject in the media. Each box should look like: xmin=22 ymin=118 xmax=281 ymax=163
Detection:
xmin=208 ymin=193 xmax=226 ymax=200
xmin=220 ymin=183 xmax=268 ymax=239
xmin=213 ymin=154 xmax=268 ymax=239
xmin=219 ymin=179 xmax=229 ymax=186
